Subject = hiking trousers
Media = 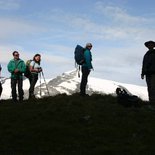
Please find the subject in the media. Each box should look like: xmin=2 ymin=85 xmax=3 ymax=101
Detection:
xmin=146 ymin=74 xmax=155 ymax=104
xmin=11 ymin=78 xmax=24 ymax=101
xmin=0 ymin=82 xmax=2 ymax=97
xmin=80 ymin=67 xmax=90 ymax=95
xmin=29 ymin=73 xmax=38 ymax=98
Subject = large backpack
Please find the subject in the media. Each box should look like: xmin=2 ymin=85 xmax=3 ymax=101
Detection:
xmin=24 ymin=59 xmax=33 ymax=78
xmin=74 ymin=45 xmax=85 ymax=65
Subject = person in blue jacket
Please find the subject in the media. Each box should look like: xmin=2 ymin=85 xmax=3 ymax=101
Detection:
xmin=80 ymin=43 xmax=93 ymax=96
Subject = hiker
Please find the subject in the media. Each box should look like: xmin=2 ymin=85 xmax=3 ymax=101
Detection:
xmin=80 ymin=43 xmax=93 ymax=96
xmin=0 ymin=64 xmax=3 ymax=98
xmin=141 ymin=40 xmax=155 ymax=104
xmin=29 ymin=54 xmax=42 ymax=99
xmin=7 ymin=51 xmax=26 ymax=102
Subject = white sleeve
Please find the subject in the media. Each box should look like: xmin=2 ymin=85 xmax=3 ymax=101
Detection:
xmin=30 ymin=61 xmax=35 ymax=67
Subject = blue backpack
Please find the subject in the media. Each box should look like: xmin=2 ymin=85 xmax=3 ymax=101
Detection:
xmin=74 ymin=45 xmax=85 ymax=65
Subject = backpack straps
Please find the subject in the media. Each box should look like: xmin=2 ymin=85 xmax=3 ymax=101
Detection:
xmin=31 ymin=61 xmax=36 ymax=69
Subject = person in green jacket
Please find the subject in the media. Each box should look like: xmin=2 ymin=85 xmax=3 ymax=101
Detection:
xmin=7 ymin=51 xmax=26 ymax=102
xmin=80 ymin=43 xmax=93 ymax=96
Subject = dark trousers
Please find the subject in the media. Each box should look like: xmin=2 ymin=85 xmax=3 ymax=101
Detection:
xmin=0 ymin=82 xmax=2 ymax=97
xmin=11 ymin=78 xmax=24 ymax=101
xmin=80 ymin=67 xmax=90 ymax=95
xmin=146 ymin=74 xmax=155 ymax=103
xmin=29 ymin=74 xmax=38 ymax=98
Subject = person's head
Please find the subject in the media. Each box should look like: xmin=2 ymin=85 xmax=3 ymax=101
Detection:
xmin=144 ymin=41 xmax=155 ymax=50
xmin=33 ymin=54 xmax=41 ymax=64
xmin=12 ymin=51 xmax=19 ymax=60
xmin=85 ymin=43 xmax=93 ymax=50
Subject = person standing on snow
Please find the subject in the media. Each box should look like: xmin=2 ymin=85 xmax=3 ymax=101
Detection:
xmin=28 ymin=54 xmax=42 ymax=99
xmin=80 ymin=43 xmax=93 ymax=96
xmin=7 ymin=51 xmax=26 ymax=102
xmin=141 ymin=40 xmax=155 ymax=104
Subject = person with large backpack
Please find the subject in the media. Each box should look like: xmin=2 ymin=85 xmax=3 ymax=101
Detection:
xmin=80 ymin=43 xmax=93 ymax=96
xmin=7 ymin=51 xmax=26 ymax=102
xmin=28 ymin=54 xmax=42 ymax=99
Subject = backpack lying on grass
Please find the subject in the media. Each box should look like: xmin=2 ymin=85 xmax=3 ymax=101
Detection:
xmin=24 ymin=60 xmax=33 ymax=78
xmin=116 ymin=87 xmax=141 ymax=107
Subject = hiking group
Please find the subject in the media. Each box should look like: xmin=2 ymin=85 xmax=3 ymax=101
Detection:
xmin=0 ymin=41 xmax=155 ymax=105
xmin=6 ymin=51 xmax=42 ymax=102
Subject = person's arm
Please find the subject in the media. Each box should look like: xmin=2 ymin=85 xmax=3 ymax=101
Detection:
xmin=19 ymin=61 xmax=26 ymax=73
xmin=7 ymin=60 xmax=15 ymax=73
xmin=141 ymin=55 xmax=147 ymax=80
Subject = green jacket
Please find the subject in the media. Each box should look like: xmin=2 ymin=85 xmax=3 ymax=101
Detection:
xmin=7 ymin=59 xmax=26 ymax=79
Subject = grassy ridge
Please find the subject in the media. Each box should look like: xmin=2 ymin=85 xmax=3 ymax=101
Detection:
xmin=0 ymin=94 xmax=154 ymax=155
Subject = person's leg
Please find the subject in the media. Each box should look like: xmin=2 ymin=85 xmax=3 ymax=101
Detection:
xmin=146 ymin=74 xmax=155 ymax=104
xmin=80 ymin=67 xmax=90 ymax=96
xmin=29 ymin=74 xmax=38 ymax=99
xmin=0 ymin=82 xmax=2 ymax=97
xmin=11 ymin=78 xmax=17 ymax=102
xmin=18 ymin=78 xmax=24 ymax=101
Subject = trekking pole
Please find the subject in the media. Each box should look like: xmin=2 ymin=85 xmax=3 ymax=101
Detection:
xmin=41 ymin=70 xmax=50 ymax=96
xmin=39 ymin=72 xmax=42 ymax=97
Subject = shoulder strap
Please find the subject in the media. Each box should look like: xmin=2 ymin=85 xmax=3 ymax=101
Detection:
xmin=30 ymin=60 xmax=36 ymax=69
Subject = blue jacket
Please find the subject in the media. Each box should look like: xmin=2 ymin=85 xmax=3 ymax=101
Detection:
xmin=82 ymin=48 xmax=93 ymax=69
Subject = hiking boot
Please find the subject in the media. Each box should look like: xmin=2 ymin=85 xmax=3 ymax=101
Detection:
xmin=28 ymin=94 xmax=36 ymax=100
xmin=19 ymin=98 xmax=24 ymax=103
xmin=80 ymin=93 xmax=89 ymax=97
xmin=12 ymin=99 xmax=18 ymax=103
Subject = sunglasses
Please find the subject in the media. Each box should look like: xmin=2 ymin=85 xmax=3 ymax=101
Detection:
xmin=14 ymin=53 xmax=19 ymax=56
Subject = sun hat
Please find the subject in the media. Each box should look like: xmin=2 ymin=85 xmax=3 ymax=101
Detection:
xmin=144 ymin=40 xmax=155 ymax=47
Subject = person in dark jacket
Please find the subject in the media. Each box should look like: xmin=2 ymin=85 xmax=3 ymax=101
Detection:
xmin=0 ymin=64 xmax=2 ymax=98
xmin=141 ymin=40 xmax=155 ymax=104
xmin=7 ymin=51 xmax=26 ymax=102
xmin=80 ymin=43 xmax=93 ymax=96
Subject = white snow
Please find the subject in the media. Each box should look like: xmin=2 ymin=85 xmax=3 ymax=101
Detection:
xmin=0 ymin=70 xmax=149 ymax=101
xmin=58 ymin=71 xmax=148 ymax=101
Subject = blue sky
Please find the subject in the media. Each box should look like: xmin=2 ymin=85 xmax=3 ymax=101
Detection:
xmin=0 ymin=0 xmax=155 ymax=86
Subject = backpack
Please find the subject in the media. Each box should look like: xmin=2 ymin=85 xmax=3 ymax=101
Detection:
xmin=24 ymin=60 xmax=33 ymax=78
xmin=74 ymin=45 xmax=85 ymax=65
xmin=116 ymin=87 xmax=140 ymax=107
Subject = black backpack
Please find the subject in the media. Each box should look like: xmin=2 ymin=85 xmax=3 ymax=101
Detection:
xmin=116 ymin=87 xmax=140 ymax=107
xmin=74 ymin=45 xmax=85 ymax=65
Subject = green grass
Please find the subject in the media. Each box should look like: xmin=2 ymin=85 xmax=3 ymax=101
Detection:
xmin=0 ymin=94 xmax=154 ymax=155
